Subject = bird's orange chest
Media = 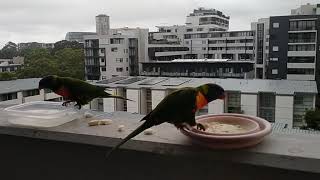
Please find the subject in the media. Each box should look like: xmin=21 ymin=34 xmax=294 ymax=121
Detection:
xmin=193 ymin=91 xmax=208 ymax=112
xmin=54 ymin=87 xmax=70 ymax=98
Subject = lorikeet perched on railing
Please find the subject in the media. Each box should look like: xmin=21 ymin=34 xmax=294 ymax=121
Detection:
xmin=106 ymin=83 xmax=225 ymax=158
xmin=39 ymin=75 xmax=132 ymax=109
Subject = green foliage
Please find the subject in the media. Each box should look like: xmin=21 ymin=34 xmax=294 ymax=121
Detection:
xmin=51 ymin=40 xmax=83 ymax=55
xmin=0 ymin=41 xmax=18 ymax=59
xmin=0 ymin=72 xmax=17 ymax=81
xmin=305 ymin=109 xmax=320 ymax=130
xmin=55 ymin=48 xmax=85 ymax=80
xmin=15 ymin=47 xmax=84 ymax=80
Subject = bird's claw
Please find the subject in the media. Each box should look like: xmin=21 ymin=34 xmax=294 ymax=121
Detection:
xmin=196 ymin=123 xmax=206 ymax=131
xmin=74 ymin=104 xmax=81 ymax=109
xmin=62 ymin=101 xmax=71 ymax=107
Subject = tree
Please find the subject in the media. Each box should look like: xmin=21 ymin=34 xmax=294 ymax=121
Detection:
xmin=0 ymin=72 xmax=17 ymax=81
xmin=0 ymin=41 xmax=18 ymax=59
xmin=15 ymin=49 xmax=58 ymax=79
xmin=304 ymin=109 xmax=320 ymax=130
xmin=51 ymin=40 xmax=83 ymax=55
xmin=55 ymin=48 xmax=85 ymax=80
xmin=15 ymin=47 xmax=85 ymax=80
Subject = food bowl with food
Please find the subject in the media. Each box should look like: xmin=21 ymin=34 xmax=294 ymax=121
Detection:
xmin=180 ymin=113 xmax=272 ymax=149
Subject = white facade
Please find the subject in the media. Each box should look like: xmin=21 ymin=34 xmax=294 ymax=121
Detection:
xmin=84 ymin=15 xmax=149 ymax=80
xmin=275 ymin=96 xmax=294 ymax=128
xmin=291 ymin=3 xmax=320 ymax=15
xmin=90 ymin=76 xmax=318 ymax=129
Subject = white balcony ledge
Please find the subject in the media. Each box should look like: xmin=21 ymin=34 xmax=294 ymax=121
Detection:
xmin=0 ymin=111 xmax=320 ymax=176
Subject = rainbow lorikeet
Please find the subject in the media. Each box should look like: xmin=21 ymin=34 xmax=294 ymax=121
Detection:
xmin=106 ymin=83 xmax=225 ymax=158
xmin=38 ymin=75 xmax=132 ymax=109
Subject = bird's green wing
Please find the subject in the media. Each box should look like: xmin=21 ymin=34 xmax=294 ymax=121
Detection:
xmin=59 ymin=77 xmax=106 ymax=102
xmin=142 ymin=87 xmax=197 ymax=125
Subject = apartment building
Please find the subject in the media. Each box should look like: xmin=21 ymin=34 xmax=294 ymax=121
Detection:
xmin=91 ymin=76 xmax=318 ymax=128
xmin=84 ymin=14 xmax=148 ymax=80
xmin=291 ymin=3 xmax=320 ymax=15
xmin=0 ymin=57 xmax=24 ymax=73
xmin=141 ymin=59 xmax=254 ymax=79
xmin=149 ymin=8 xmax=254 ymax=61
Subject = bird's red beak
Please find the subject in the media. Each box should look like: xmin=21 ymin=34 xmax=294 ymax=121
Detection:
xmin=218 ymin=93 xmax=225 ymax=100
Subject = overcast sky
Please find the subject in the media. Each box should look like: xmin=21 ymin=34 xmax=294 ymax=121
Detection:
xmin=0 ymin=0 xmax=318 ymax=48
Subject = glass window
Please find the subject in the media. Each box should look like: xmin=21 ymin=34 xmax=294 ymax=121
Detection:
xmin=273 ymin=22 xmax=279 ymax=28
xmin=258 ymin=92 xmax=275 ymax=122
xmin=293 ymin=93 xmax=314 ymax=127
xmin=272 ymin=69 xmax=278 ymax=74
xmin=272 ymin=46 xmax=279 ymax=51
xmin=225 ymin=92 xmax=241 ymax=113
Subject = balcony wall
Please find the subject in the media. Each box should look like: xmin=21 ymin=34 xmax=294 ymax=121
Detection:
xmin=0 ymin=111 xmax=319 ymax=180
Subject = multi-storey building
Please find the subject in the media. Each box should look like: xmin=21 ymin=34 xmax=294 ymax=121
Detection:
xmin=147 ymin=8 xmax=254 ymax=79
xmin=268 ymin=15 xmax=319 ymax=81
xmin=0 ymin=57 xmax=24 ymax=73
xmin=84 ymin=15 xmax=148 ymax=80
xmin=291 ymin=3 xmax=320 ymax=15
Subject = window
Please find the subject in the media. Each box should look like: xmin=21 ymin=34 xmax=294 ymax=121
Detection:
xmin=197 ymin=28 xmax=203 ymax=31
xmin=23 ymin=89 xmax=40 ymax=97
xmin=111 ymin=47 xmax=118 ymax=52
xmin=288 ymin=57 xmax=315 ymax=63
xmin=101 ymin=67 xmax=106 ymax=71
xmin=126 ymin=67 xmax=129 ymax=71
xmin=225 ymin=92 xmax=241 ymax=113
xmin=186 ymin=28 xmax=193 ymax=32
xmin=126 ymin=58 xmax=128 ymax=62
xmin=116 ymin=58 xmax=123 ymax=62
xmin=272 ymin=46 xmax=279 ymax=51
xmin=116 ymin=67 xmax=123 ymax=72
xmin=272 ymin=69 xmax=278 ymax=74
xmin=97 ymin=98 xmax=104 ymax=111
xmin=100 ymin=49 xmax=105 ymax=53
xmin=44 ymin=89 xmax=52 ymax=93
xmin=288 ymin=44 xmax=315 ymax=51
xmin=202 ymin=40 xmax=206 ymax=44
xmin=101 ymin=58 xmax=105 ymax=62
xmin=146 ymin=89 xmax=152 ymax=113
xmin=273 ymin=22 xmax=279 ymax=28
xmin=293 ymin=93 xmax=314 ymax=127
xmin=287 ymin=68 xmax=314 ymax=75
xmin=269 ymin=58 xmax=278 ymax=61
xmin=258 ymin=92 xmax=275 ymax=122
xmin=110 ymin=38 xmax=124 ymax=44
xmin=196 ymin=105 xmax=208 ymax=116
xmin=289 ymin=20 xmax=316 ymax=31
xmin=202 ymin=47 xmax=206 ymax=50
xmin=0 ymin=92 xmax=18 ymax=101
xmin=123 ymin=89 xmax=127 ymax=112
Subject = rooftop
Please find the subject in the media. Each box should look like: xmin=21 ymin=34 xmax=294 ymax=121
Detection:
xmin=95 ymin=76 xmax=318 ymax=95
xmin=0 ymin=78 xmax=41 ymax=94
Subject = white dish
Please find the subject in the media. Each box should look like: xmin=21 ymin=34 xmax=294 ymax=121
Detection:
xmin=3 ymin=101 xmax=83 ymax=128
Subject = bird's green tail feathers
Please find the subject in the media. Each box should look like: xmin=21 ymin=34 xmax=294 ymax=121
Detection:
xmin=102 ymin=92 xmax=134 ymax=102
xmin=105 ymin=121 xmax=151 ymax=158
